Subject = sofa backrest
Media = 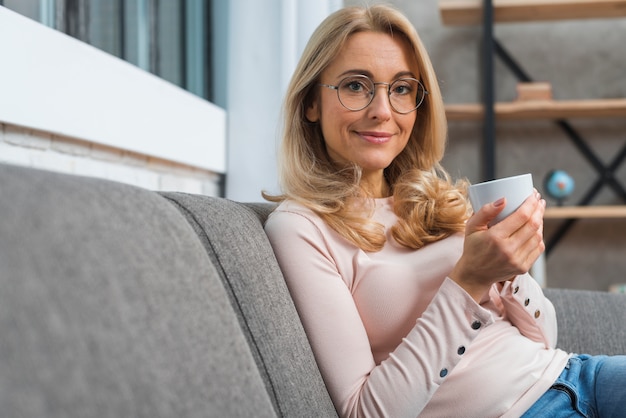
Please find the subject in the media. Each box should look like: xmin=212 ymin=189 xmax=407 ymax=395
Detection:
xmin=161 ymin=193 xmax=338 ymax=418
xmin=0 ymin=164 xmax=277 ymax=417
xmin=544 ymin=288 xmax=626 ymax=355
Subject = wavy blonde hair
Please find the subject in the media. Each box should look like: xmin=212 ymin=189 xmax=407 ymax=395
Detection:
xmin=264 ymin=5 xmax=470 ymax=252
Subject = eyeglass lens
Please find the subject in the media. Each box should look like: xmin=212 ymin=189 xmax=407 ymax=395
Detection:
xmin=337 ymin=75 xmax=425 ymax=113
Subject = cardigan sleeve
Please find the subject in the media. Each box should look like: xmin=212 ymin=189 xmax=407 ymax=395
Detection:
xmin=496 ymin=274 xmax=558 ymax=348
xmin=265 ymin=208 xmax=494 ymax=418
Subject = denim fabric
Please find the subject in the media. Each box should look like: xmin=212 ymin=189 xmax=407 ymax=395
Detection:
xmin=521 ymin=354 xmax=626 ymax=418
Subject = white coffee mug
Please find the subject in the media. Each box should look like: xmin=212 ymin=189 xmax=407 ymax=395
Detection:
xmin=468 ymin=173 xmax=534 ymax=226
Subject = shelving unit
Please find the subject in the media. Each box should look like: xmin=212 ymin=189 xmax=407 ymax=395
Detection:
xmin=440 ymin=0 xmax=626 ymax=25
xmin=445 ymin=98 xmax=626 ymax=121
xmin=439 ymin=0 xmax=626 ymax=256
xmin=545 ymin=206 xmax=626 ymax=219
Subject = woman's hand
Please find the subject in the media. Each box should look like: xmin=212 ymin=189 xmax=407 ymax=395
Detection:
xmin=449 ymin=189 xmax=546 ymax=302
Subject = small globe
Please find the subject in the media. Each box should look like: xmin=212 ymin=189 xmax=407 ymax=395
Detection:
xmin=544 ymin=170 xmax=575 ymax=201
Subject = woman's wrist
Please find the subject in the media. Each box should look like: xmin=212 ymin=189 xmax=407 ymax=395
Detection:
xmin=448 ymin=260 xmax=492 ymax=303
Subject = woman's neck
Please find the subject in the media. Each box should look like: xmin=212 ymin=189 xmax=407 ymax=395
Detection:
xmin=360 ymin=173 xmax=390 ymax=198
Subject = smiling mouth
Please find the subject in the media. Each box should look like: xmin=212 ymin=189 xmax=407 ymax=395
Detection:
xmin=358 ymin=131 xmax=392 ymax=144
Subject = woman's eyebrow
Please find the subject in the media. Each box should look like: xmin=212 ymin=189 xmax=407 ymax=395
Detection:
xmin=336 ymin=69 xmax=374 ymax=79
xmin=336 ymin=69 xmax=418 ymax=80
xmin=394 ymin=70 xmax=418 ymax=79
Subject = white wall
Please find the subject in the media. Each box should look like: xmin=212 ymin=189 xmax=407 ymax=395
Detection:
xmin=0 ymin=122 xmax=222 ymax=195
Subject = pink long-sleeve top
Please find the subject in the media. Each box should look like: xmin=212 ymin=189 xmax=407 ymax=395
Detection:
xmin=265 ymin=197 xmax=571 ymax=418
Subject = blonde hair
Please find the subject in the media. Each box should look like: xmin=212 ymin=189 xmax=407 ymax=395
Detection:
xmin=264 ymin=5 xmax=470 ymax=252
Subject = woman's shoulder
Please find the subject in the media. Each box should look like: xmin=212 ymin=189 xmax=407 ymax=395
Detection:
xmin=273 ymin=199 xmax=312 ymax=213
xmin=265 ymin=199 xmax=324 ymax=234
xmin=264 ymin=199 xmax=347 ymax=253
xmin=270 ymin=199 xmax=318 ymax=220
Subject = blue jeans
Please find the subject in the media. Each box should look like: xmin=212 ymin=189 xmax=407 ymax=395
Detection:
xmin=521 ymin=354 xmax=626 ymax=417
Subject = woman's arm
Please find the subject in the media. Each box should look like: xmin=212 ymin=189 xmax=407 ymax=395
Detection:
xmin=454 ymin=189 xmax=556 ymax=347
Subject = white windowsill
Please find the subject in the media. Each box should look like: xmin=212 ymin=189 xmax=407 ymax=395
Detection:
xmin=0 ymin=6 xmax=226 ymax=173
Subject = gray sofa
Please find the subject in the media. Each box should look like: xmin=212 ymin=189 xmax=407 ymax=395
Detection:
xmin=1 ymin=162 xmax=624 ymax=417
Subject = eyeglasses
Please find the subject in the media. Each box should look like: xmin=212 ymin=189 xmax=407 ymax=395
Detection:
xmin=318 ymin=75 xmax=428 ymax=114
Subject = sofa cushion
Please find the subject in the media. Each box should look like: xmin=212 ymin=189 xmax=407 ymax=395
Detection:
xmin=0 ymin=164 xmax=275 ymax=418
xmin=162 ymin=193 xmax=338 ymax=418
xmin=544 ymin=288 xmax=626 ymax=355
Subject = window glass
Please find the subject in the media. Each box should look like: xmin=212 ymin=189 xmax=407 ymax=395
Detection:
xmin=88 ymin=0 xmax=123 ymax=58
xmin=156 ymin=0 xmax=183 ymax=87
xmin=3 ymin=0 xmax=40 ymax=21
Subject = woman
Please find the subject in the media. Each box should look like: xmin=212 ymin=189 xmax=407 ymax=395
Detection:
xmin=264 ymin=5 xmax=625 ymax=417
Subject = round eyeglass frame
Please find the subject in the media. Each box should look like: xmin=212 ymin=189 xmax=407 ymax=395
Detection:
xmin=318 ymin=75 xmax=429 ymax=114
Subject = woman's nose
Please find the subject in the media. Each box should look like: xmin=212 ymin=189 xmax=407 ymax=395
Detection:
xmin=366 ymin=85 xmax=393 ymax=119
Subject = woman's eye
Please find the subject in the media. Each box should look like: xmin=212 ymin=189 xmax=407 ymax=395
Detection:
xmin=393 ymin=83 xmax=412 ymax=95
xmin=346 ymin=81 xmax=365 ymax=92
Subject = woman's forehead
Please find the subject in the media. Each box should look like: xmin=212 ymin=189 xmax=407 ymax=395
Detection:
xmin=325 ymin=32 xmax=418 ymax=80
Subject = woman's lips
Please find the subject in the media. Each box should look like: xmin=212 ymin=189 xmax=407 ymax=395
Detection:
xmin=358 ymin=131 xmax=392 ymax=144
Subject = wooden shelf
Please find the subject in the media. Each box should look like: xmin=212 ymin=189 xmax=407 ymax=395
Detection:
xmin=544 ymin=205 xmax=626 ymax=219
xmin=440 ymin=0 xmax=626 ymax=25
xmin=445 ymin=98 xmax=626 ymax=121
